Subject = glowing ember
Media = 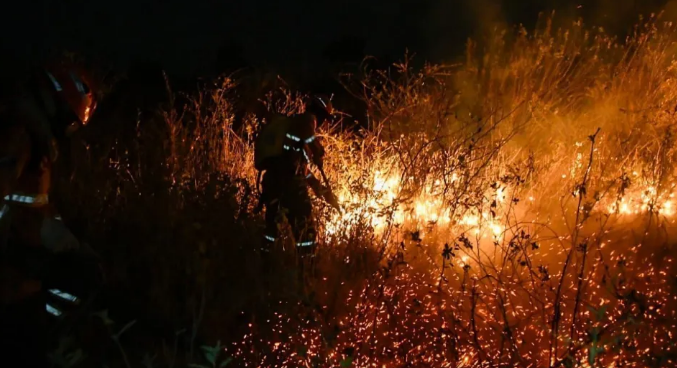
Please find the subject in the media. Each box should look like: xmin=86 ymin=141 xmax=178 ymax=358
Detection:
xmin=197 ymin=14 xmax=677 ymax=368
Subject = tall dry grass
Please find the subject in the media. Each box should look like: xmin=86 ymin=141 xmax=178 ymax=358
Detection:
xmin=54 ymin=13 xmax=677 ymax=368
xmin=229 ymin=14 xmax=677 ymax=367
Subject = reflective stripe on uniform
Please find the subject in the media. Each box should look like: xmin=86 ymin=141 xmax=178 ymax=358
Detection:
xmin=48 ymin=289 xmax=79 ymax=303
xmin=70 ymin=72 xmax=86 ymax=94
xmin=4 ymin=193 xmax=49 ymax=206
xmin=46 ymin=72 xmax=63 ymax=92
xmin=283 ymin=144 xmax=304 ymax=153
xmin=264 ymin=235 xmax=276 ymax=242
xmin=0 ymin=205 xmax=7 ymax=220
xmin=286 ymin=133 xmax=302 ymax=142
xmin=297 ymin=241 xmax=315 ymax=247
xmin=287 ymin=133 xmax=315 ymax=145
xmin=46 ymin=303 xmax=62 ymax=317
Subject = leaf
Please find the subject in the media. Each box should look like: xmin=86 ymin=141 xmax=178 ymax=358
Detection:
xmin=93 ymin=310 xmax=115 ymax=326
xmin=562 ymin=354 xmax=575 ymax=368
xmin=202 ymin=349 xmax=217 ymax=365
xmin=589 ymin=344 xmax=604 ymax=366
xmin=201 ymin=341 xmax=223 ymax=365
xmin=67 ymin=350 xmax=85 ymax=366
xmin=220 ymin=357 xmax=234 ymax=367
xmin=142 ymin=354 xmax=157 ymax=368
xmin=54 ymin=336 xmax=76 ymax=355
xmin=113 ymin=320 xmax=137 ymax=340
xmin=340 ymin=356 xmax=354 ymax=367
xmin=48 ymin=337 xmax=86 ymax=368
xmin=48 ymin=352 xmax=69 ymax=368
xmin=442 ymin=243 xmax=452 ymax=260
xmin=458 ymin=235 xmax=473 ymax=250
xmin=595 ymin=305 xmax=608 ymax=321
xmin=589 ymin=327 xmax=601 ymax=342
xmin=587 ymin=305 xmax=608 ymax=322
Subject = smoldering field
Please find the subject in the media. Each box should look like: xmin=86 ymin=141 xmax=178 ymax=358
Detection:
xmin=65 ymin=15 xmax=677 ymax=368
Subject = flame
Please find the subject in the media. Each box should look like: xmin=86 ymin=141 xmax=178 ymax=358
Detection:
xmin=606 ymin=183 xmax=677 ymax=217
xmin=216 ymin=15 xmax=677 ymax=367
xmin=83 ymin=106 xmax=92 ymax=124
xmin=326 ymin=168 xmax=511 ymax=244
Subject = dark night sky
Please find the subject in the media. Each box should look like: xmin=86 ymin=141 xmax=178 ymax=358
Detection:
xmin=0 ymin=0 xmax=672 ymax=76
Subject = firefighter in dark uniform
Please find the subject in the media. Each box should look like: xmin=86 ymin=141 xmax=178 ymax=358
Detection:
xmin=257 ymin=95 xmax=339 ymax=260
xmin=0 ymin=61 xmax=102 ymax=366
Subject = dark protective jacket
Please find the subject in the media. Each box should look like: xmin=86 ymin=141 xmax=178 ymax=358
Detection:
xmin=0 ymin=70 xmax=100 ymax=311
xmin=259 ymin=112 xmax=327 ymax=248
xmin=0 ymin=69 xmax=103 ymax=366
xmin=1 ymin=71 xmax=63 ymax=248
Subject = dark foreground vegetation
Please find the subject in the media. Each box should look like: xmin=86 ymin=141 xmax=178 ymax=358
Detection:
xmin=36 ymin=14 xmax=677 ymax=368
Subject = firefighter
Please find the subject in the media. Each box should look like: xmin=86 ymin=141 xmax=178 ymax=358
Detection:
xmin=0 ymin=62 xmax=101 ymax=366
xmin=255 ymin=95 xmax=340 ymax=261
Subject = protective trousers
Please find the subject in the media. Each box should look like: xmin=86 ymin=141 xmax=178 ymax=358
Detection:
xmin=261 ymin=172 xmax=316 ymax=258
xmin=0 ymin=204 xmax=101 ymax=366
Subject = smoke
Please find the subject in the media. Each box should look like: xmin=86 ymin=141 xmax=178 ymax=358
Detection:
xmin=664 ymin=0 xmax=677 ymax=19
xmin=423 ymin=0 xmax=675 ymax=65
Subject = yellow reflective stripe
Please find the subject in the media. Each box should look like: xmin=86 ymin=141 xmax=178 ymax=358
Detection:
xmin=297 ymin=241 xmax=315 ymax=247
xmin=0 ymin=205 xmax=7 ymax=220
xmin=305 ymin=136 xmax=316 ymax=144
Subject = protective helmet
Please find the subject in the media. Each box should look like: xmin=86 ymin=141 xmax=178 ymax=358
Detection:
xmin=43 ymin=63 xmax=97 ymax=127
xmin=305 ymin=94 xmax=334 ymax=126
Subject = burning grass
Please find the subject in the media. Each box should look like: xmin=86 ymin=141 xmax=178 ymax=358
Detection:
xmin=64 ymin=13 xmax=677 ymax=368
xmin=227 ymin=15 xmax=677 ymax=367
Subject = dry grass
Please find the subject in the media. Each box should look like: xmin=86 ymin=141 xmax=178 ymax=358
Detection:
xmin=56 ymin=13 xmax=677 ymax=368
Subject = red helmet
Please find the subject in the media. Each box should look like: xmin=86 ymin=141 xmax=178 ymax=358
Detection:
xmin=43 ymin=63 xmax=97 ymax=126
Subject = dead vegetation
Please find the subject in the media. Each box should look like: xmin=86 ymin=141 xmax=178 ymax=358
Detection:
xmin=54 ymin=13 xmax=677 ymax=368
